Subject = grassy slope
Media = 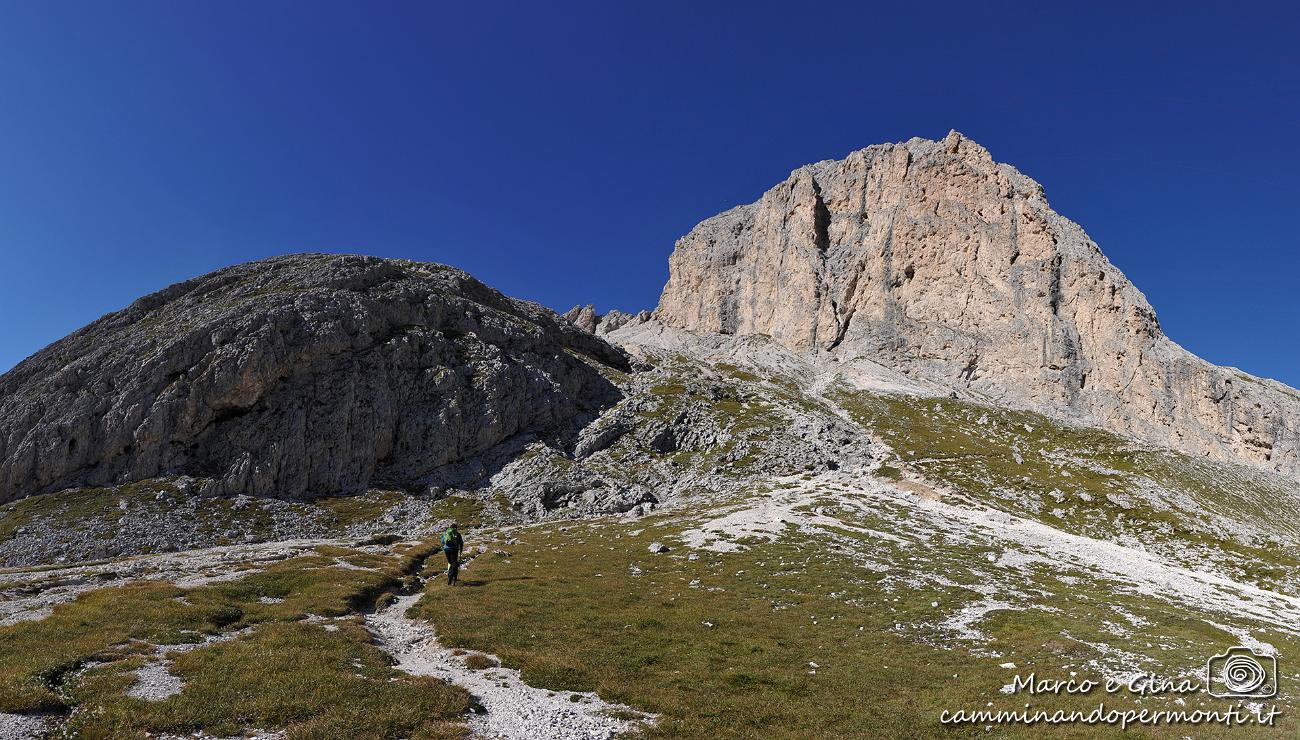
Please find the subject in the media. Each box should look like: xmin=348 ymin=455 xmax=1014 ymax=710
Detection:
xmin=406 ymin=383 xmax=1300 ymax=739
xmin=415 ymin=500 xmax=1300 ymax=739
xmin=830 ymin=390 xmax=1300 ymax=594
xmin=69 ymin=620 xmax=467 ymax=740
xmin=0 ymin=520 xmax=478 ymax=738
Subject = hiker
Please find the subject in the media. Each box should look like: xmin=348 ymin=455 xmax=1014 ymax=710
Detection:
xmin=441 ymin=522 xmax=464 ymax=585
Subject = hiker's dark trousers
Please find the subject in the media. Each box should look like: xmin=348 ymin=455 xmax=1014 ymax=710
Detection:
xmin=445 ymin=548 xmax=460 ymax=584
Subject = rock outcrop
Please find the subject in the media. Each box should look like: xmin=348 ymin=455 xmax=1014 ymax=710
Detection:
xmin=0 ymin=254 xmax=629 ymax=503
xmin=563 ymin=305 xmax=652 ymax=336
xmin=656 ymin=132 xmax=1299 ymax=478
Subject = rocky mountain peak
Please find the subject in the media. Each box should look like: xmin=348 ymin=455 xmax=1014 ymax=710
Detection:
xmin=654 ymin=135 xmax=1298 ymax=478
xmin=0 ymin=253 xmax=629 ymax=504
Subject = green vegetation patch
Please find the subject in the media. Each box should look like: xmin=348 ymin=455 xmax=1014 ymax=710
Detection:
xmin=0 ymin=542 xmax=464 ymax=739
xmin=313 ymin=489 xmax=405 ymax=529
xmin=0 ymin=581 xmax=231 ymax=713
xmin=66 ymin=621 xmax=468 ymax=739
xmin=427 ymin=493 xmax=489 ymax=529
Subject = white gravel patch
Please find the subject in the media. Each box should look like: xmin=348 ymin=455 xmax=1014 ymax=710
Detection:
xmin=0 ymin=605 xmax=52 ymax=627
xmin=679 ymin=485 xmax=895 ymax=553
xmin=127 ymin=628 xmax=254 ymax=701
xmin=367 ymin=594 xmax=655 ymax=739
xmin=330 ymin=557 xmax=376 ymax=571
xmin=1204 ymin=620 xmax=1277 ymax=655
xmin=939 ymin=595 xmax=1017 ymax=641
xmin=128 ymin=660 xmax=185 ymax=700
xmin=0 ymin=713 xmax=48 ymax=740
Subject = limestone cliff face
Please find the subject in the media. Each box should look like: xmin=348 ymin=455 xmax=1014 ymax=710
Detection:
xmin=0 ymin=254 xmax=628 ymax=503
xmin=656 ymin=132 xmax=1299 ymax=477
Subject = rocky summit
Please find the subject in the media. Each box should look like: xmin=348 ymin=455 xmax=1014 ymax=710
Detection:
xmin=0 ymin=253 xmax=628 ymax=503
xmin=656 ymin=131 xmax=1299 ymax=479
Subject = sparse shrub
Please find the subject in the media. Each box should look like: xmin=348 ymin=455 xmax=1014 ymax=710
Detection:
xmin=463 ymin=653 xmax=497 ymax=670
xmin=876 ymin=464 xmax=903 ymax=481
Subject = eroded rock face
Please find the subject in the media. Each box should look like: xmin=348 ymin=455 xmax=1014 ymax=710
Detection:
xmin=656 ymin=132 xmax=1299 ymax=478
xmin=0 ymin=254 xmax=628 ymax=503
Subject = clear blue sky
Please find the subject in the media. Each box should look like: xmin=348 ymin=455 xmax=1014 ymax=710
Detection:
xmin=1 ymin=1 xmax=1296 ymax=386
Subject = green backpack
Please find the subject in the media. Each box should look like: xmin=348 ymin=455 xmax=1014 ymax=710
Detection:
xmin=441 ymin=529 xmax=460 ymax=551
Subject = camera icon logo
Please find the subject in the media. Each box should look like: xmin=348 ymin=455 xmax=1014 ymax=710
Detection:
xmin=1206 ymin=647 xmax=1277 ymax=698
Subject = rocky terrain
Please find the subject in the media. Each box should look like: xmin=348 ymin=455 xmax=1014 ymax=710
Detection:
xmin=2 ymin=134 xmax=1300 ymax=738
xmin=0 ymin=327 xmax=874 ymax=567
xmin=655 ymin=131 xmax=1300 ymax=479
xmin=0 ymin=254 xmax=628 ymax=504
xmin=6 ymin=334 xmax=1298 ymax=737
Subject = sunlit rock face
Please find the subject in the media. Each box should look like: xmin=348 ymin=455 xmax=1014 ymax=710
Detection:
xmin=0 ymin=253 xmax=628 ymax=503
xmin=656 ymin=132 xmax=1298 ymax=478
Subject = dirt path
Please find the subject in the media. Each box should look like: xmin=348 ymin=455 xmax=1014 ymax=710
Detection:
xmin=366 ymin=593 xmax=655 ymax=739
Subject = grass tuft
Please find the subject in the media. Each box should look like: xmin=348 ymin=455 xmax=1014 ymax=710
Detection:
xmin=463 ymin=653 xmax=497 ymax=671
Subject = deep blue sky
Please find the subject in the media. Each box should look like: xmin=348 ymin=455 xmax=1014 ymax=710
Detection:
xmin=1 ymin=1 xmax=1296 ymax=385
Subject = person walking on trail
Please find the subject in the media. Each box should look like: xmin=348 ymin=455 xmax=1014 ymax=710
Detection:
xmin=441 ymin=523 xmax=464 ymax=585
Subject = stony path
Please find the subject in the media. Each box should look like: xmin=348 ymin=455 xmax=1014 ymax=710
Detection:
xmin=366 ymin=594 xmax=655 ymax=739
xmin=2 ymin=535 xmax=659 ymax=738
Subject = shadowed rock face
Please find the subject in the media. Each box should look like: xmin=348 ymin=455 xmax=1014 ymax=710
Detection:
xmin=0 ymin=254 xmax=628 ymax=503
xmin=656 ymin=132 xmax=1300 ymax=478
